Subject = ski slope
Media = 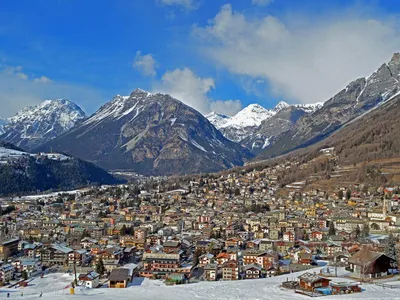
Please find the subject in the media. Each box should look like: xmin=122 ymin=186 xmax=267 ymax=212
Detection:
xmin=3 ymin=267 xmax=400 ymax=300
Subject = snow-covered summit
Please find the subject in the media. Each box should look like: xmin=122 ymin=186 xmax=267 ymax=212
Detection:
xmin=220 ymin=104 xmax=274 ymax=129
xmin=0 ymin=99 xmax=86 ymax=150
xmin=206 ymin=111 xmax=230 ymax=128
xmin=273 ymin=101 xmax=290 ymax=112
xmin=8 ymin=99 xmax=85 ymax=129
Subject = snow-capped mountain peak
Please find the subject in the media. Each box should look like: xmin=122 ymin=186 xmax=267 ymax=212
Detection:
xmin=273 ymin=101 xmax=290 ymax=112
xmin=206 ymin=111 xmax=230 ymax=128
xmin=1 ymin=99 xmax=86 ymax=150
xmin=221 ymin=104 xmax=274 ymax=129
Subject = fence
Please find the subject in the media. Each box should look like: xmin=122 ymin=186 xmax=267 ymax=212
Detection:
xmin=373 ymin=282 xmax=400 ymax=289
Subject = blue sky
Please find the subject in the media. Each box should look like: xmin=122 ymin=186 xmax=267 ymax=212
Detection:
xmin=1 ymin=0 xmax=400 ymax=117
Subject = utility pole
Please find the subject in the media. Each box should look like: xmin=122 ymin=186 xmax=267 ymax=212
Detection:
xmin=73 ymin=252 xmax=77 ymax=286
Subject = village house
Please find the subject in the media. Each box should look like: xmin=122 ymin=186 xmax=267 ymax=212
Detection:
xmin=0 ymin=238 xmax=19 ymax=259
xmin=78 ymin=271 xmax=100 ymax=288
xmin=243 ymin=264 xmax=262 ymax=279
xmin=203 ymin=263 xmax=218 ymax=281
xmin=221 ymin=260 xmax=239 ymax=281
xmin=108 ymin=268 xmax=130 ymax=288
xmin=298 ymin=272 xmax=331 ymax=292
xmin=198 ymin=253 xmax=214 ymax=267
xmin=141 ymin=252 xmax=181 ymax=277
xmin=0 ymin=264 xmax=14 ymax=283
xmin=347 ymin=249 xmax=394 ymax=279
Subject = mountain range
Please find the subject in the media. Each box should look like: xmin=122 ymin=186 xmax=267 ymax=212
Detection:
xmin=36 ymin=89 xmax=252 ymax=175
xmin=207 ymin=101 xmax=322 ymax=154
xmin=1 ymin=53 xmax=400 ymax=177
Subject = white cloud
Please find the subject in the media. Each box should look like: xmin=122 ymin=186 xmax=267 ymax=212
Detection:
xmin=193 ymin=4 xmax=400 ymax=104
xmin=5 ymin=66 xmax=28 ymax=80
xmin=210 ymin=100 xmax=242 ymax=116
xmin=251 ymin=0 xmax=273 ymax=7
xmin=5 ymin=66 xmax=52 ymax=83
xmin=155 ymin=68 xmax=214 ymax=114
xmin=158 ymin=0 xmax=199 ymax=11
xmin=16 ymin=72 xmax=28 ymax=80
xmin=0 ymin=66 xmax=103 ymax=117
xmin=154 ymin=67 xmax=239 ymax=115
xmin=133 ymin=51 xmax=158 ymax=77
xmin=33 ymin=76 xmax=52 ymax=83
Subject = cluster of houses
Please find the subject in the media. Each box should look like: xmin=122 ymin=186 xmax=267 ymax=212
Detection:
xmin=0 ymin=155 xmax=398 ymax=289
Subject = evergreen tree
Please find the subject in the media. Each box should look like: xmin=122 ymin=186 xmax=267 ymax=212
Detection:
xmin=21 ymin=270 xmax=28 ymax=281
xmin=385 ymin=233 xmax=398 ymax=268
xmin=346 ymin=189 xmax=352 ymax=200
xmin=361 ymin=223 xmax=370 ymax=238
xmin=328 ymin=222 xmax=336 ymax=236
xmin=355 ymin=225 xmax=361 ymax=238
xmin=120 ymin=225 xmax=127 ymax=236
xmin=96 ymin=258 xmax=105 ymax=275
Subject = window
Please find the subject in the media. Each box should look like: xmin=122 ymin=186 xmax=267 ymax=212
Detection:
xmin=315 ymin=282 xmax=322 ymax=287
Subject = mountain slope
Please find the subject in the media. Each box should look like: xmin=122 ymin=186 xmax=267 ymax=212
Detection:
xmin=257 ymin=53 xmax=400 ymax=161
xmin=317 ymin=94 xmax=400 ymax=165
xmin=37 ymin=89 xmax=252 ymax=176
xmin=0 ymin=99 xmax=86 ymax=151
xmin=269 ymin=93 xmax=400 ymax=188
xmin=0 ymin=118 xmax=6 ymax=135
xmin=0 ymin=143 xmax=120 ymax=196
xmin=242 ymin=106 xmax=309 ymax=154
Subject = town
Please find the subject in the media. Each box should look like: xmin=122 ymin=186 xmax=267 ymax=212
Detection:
xmin=0 ymin=148 xmax=399 ymax=298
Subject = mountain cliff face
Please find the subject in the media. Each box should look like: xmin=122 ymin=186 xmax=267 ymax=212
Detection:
xmin=37 ymin=89 xmax=252 ymax=175
xmin=0 ymin=99 xmax=86 ymax=150
xmin=257 ymin=53 xmax=400 ymax=161
xmin=242 ymin=106 xmax=309 ymax=154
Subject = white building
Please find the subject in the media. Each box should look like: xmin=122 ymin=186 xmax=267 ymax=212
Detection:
xmin=78 ymin=271 xmax=100 ymax=288
xmin=0 ymin=264 xmax=14 ymax=283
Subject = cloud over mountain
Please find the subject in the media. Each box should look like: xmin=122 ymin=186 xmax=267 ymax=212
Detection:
xmin=194 ymin=4 xmax=400 ymax=104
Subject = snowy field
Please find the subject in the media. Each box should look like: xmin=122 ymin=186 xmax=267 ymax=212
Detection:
xmin=2 ymin=267 xmax=400 ymax=300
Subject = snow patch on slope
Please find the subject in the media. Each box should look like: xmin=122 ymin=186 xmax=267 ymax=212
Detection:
xmin=191 ymin=140 xmax=207 ymax=152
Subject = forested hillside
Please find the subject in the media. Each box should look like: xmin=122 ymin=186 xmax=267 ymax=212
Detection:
xmin=0 ymin=155 xmax=122 ymax=196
